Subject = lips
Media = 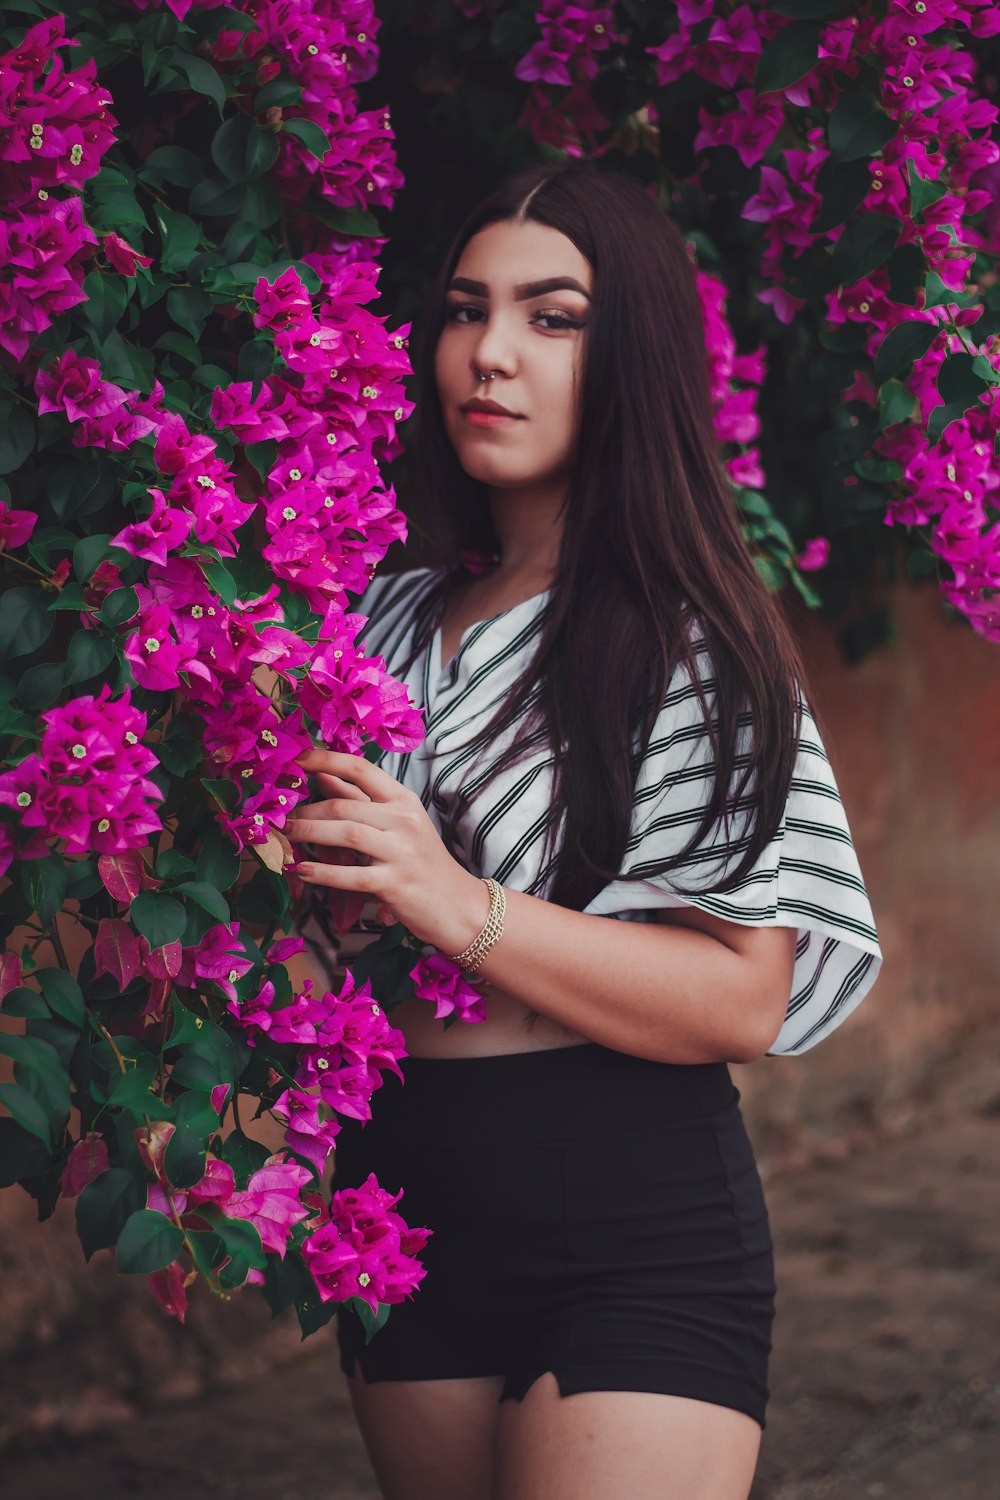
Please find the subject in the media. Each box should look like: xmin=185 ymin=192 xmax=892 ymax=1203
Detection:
xmin=460 ymin=399 xmax=521 ymax=417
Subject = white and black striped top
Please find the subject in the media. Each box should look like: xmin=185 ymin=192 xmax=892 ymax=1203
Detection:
xmin=309 ymin=565 xmax=881 ymax=1057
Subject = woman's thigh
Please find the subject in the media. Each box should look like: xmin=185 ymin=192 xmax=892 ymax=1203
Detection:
xmin=493 ymin=1373 xmax=761 ymax=1500
xmin=344 ymin=1364 xmax=505 ymax=1500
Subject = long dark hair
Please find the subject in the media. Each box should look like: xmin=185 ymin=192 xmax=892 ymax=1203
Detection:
xmin=402 ymin=160 xmax=807 ymax=915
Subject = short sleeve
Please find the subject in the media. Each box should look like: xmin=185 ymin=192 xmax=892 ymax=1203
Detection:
xmin=580 ymin=628 xmax=882 ymax=1056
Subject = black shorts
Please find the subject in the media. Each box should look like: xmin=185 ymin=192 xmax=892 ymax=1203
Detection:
xmin=333 ymin=1040 xmax=776 ymax=1429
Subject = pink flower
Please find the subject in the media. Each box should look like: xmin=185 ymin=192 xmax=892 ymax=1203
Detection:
xmin=110 ymin=488 xmax=194 ymax=565
xmin=103 ymin=232 xmax=153 ymax=276
xmin=147 ymin=1260 xmax=188 ymax=1322
xmin=177 ymin=921 xmax=255 ymax=1002
xmin=409 ymin=953 xmax=487 ymax=1024
xmin=222 ymin=1154 xmax=313 ymax=1257
xmin=301 ymin=1171 xmax=432 ymax=1309
xmin=60 ymin=1133 xmax=110 ymax=1197
xmin=0 ymin=502 xmax=37 ymax=550
xmin=272 ymin=1087 xmax=341 ymax=1175
xmin=796 ymin=536 xmax=831 ymax=571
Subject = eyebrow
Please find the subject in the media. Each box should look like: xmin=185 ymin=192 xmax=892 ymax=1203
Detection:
xmin=446 ymin=275 xmax=591 ymax=302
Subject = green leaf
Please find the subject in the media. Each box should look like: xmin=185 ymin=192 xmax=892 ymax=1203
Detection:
xmin=885 ymin=242 xmax=925 ymax=307
xmin=201 ymin=777 xmax=240 ymax=811
xmin=138 ymin=145 xmax=205 ymax=188
xmin=827 ymin=78 xmax=897 ymax=163
xmin=195 ymin=826 xmax=242 ymax=891
xmin=73 ymin=533 xmax=114 ymax=584
xmin=37 ymin=969 xmax=85 ymax=1027
xmin=174 ymin=1088 xmax=224 ymax=1135
xmin=21 ymin=855 xmax=68 ymax=928
xmin=115 ymin=1208 xmax=185 ymax=1274
xmin=164 ymin=1124 xmax=207 ymax=1189
xmin=76 ymin=1164 xmax=146 ymax=1260
xmin=153 ymin=331 xmax=204 ymax=365
xmin=219 ymin=1127 xmax=270 ymax=1183
xmin=65 ymin=628 xmax=117 ymax=686
xmin=927 ymin=399 xmax=975 ymax=446
xmin=281 ymin=117 xmax=330 ymax=160
xmin=131 ymin=891 xmax=187 ymax=948
xmin=938 ymin=352 xmax=988 ymax=406
xmin=830 ymin=212 xmax=900 ymax=286
xmin=307 ymin=202 xmax=380 ymax=238
xmin=812 ymin=156 xmax=871 ymax=234
xmin=349 ymin=1295 xmax=391 ymax=1346
xmin=173 ymin=52 xmax=228 ymax=114
xmin=755 ymin=20 xmax=821 ymax=94
xmin=873 ymin=321 xmax=938 ymax=385
xmin=254 ymin=77 xmax=302 ymax=111
xmin=0 ymin=589 xmax=54 ymax=660
xmin=212 ymin=116 xmax=280 ymax=182
xmin=906 ymin=160 xmax=947 ymax=222
xmin=158 ymin=714 xmax=202 ymax=777
xmin=17 ymin=660 xmax=66 ymax=713
xmin=167 ymin=286 xmax=214 ymax=341
xmin=213 ymin=1214 xmax=266 ymax=1287
xmin=99 ymin=586 xmax=140 ymax=629
xmin=81 ymin=271 xmax=128 ymax=342
xmin=200 ymin=557 xmax=239 ymax=606
xmin=154 ymin=206 xmax=202 ymax=274
xmin=157 ymin=848 xmax=196 ymax=881
xmin=262 ymin=1246 xmax=313 ymax=1317
xmin=923 ymin=270 xmax=977 ymax=311
xmin=174 ymin=880 xmax=231 ymax=923
xmin=0 ymin=987 xmax=50 ymax=1020
xmin=0 ymin=1082 xmax=52 ymax=1145
xmin=0 ymin=407 xmax=35 ymax=475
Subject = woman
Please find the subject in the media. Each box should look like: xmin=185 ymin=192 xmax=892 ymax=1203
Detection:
xmin=286 ymin=161 xmax=882 ymax=1500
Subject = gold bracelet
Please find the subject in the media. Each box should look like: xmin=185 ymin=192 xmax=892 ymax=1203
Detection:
xmin=448 ymin=877 xmax=506 ymax=974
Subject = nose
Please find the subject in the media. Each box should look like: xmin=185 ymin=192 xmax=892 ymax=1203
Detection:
xmin=469 ymin=315 xmax=516 ymax=382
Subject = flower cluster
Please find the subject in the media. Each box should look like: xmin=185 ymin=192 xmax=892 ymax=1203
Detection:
xmin=211 ymin=0 xmax=402 ymax=228
xmin=35 ymin=349 xmax=159 ymax=453
xmin=301 ymin=1171 xmax=432 ymax=1309
xmin=512 ymin=0 xmax=1000 ymax=635
xmin=515 ymin=1 xmax=623 ymax=157
xmin=0 ymin=685 xmax=164 ymax=867
xmin=228 ymin=966 xmax=406 ymax=1131
xmin=408 ymin=952 xmax=487 ymax=1025
xmin=0 ymin=16 xmax=117 ymax=358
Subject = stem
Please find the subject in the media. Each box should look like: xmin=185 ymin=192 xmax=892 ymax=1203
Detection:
xmin=232 ymin=1087 xmax=243 ymax=1134
xmin=96 ymin=1021 xmax=128 ymax=1074
xmin=49 ymin=914 xmax=71 ymax=971
xmin=0 ymin=550 xmax=49 ymax=581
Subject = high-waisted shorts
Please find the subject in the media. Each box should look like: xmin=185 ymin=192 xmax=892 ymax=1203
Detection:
xmin=333 ymin=1041 xmax=776 ymax=1429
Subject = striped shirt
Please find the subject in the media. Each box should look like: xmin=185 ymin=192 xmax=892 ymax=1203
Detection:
xmin=305 ymin=565 xmax=882 ymax=1057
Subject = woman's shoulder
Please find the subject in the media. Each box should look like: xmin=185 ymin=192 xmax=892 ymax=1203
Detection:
xmin=353 ymin=564 xmax=447 ymax=660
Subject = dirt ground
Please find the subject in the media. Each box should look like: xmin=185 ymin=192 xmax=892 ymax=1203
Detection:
xmin=4 ymin=1036 xmax=998 ymax=1500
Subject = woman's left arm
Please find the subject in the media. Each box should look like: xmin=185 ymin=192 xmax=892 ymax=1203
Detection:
xmin=286 ymin=749 xmax=796 ymax=1067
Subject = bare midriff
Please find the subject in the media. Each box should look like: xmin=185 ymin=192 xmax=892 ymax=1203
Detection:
xmin=389 ymin=979 xmax=593 ymax=1058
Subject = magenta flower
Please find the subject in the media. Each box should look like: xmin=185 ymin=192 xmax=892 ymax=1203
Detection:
xmin=272 ymin=1087 xmax=342 ymax=1175
xmin=0 ymin=502 xmax=37 ymax=550
xmin=110 ymin=488 xmax=194 ymax=564
xmin=60 ymin=1133 xmax=110 ymax=1197
xmin=409 ymin=953 xmax=487 ymax=1025
xmin=177 ymin=921 xmax=255 ymax=1002
xmin=222 ymin=1154 xmax=313 ymax=1257
xmin=102 ymin=232 xmax=154 ymax=277
xmin=796 ymin=537 xmax=831 ymax=572
xmin=301 ymin=1171 xmax=432 ymax=1309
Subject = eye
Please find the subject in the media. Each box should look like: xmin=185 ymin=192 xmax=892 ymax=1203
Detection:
xmin=444 ymin=303 xmax=583 ymax=331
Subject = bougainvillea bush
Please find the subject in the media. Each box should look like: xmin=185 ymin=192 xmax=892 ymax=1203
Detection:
xmin=371 ymin=0 xmax=1000 ymax=655
xmin=0 ymin=0 xmax=490 ymax=1338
